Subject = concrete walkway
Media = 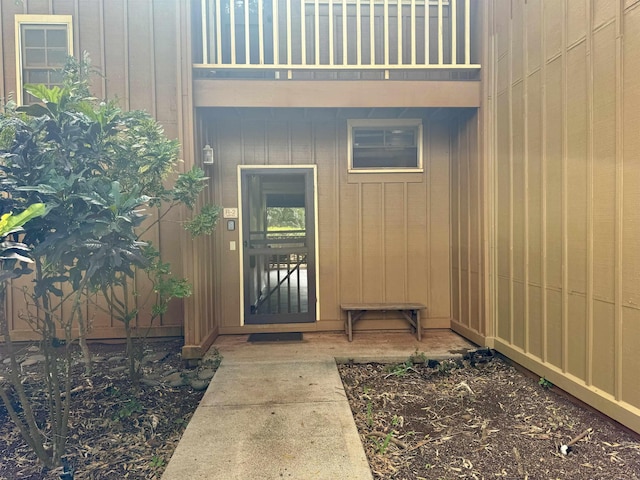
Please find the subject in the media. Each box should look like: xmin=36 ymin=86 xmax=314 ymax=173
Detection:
xmin=162 ymin=331 xmax=477 ymax=480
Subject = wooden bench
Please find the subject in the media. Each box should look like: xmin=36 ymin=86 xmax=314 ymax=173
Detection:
xmin=340 ymin=303 xmax=427 ymax=342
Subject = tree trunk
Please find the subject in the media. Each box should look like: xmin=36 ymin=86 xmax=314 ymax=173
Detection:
xmin=0 ymin=285 xmax=57 ymax=468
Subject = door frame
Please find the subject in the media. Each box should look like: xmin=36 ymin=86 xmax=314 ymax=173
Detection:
xmin=237 ymin=165 xmax=320 ymax=326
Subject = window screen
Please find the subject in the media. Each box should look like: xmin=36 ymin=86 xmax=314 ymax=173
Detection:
xmin=348 ymin=120 xmax=423 ymax=172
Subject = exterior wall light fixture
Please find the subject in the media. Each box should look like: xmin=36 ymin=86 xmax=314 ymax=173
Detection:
xmin=203 ymin=144 xmax=215 ymax=165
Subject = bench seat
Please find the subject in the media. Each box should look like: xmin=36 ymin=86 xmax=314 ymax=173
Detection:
xmin=340 ymin=303 xmax=427 ymax=342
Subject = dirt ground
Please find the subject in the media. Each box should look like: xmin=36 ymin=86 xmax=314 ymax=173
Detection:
xmin=0 ymin=339 xmax=212 ymax=480
xmin=339 ymin=352 xmax=640 ymax=480
xmin=3 ymin=341 xmax=639 ymax=480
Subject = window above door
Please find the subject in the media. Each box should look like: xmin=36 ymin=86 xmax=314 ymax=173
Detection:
xmin=15 ymin=15 xmax=73 ymax=105
xmin=348 ymin=119 xmax=423 ymax=173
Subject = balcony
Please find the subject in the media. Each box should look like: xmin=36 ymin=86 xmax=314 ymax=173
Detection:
xmin=193 ymin=0 xmax=481 ymax=80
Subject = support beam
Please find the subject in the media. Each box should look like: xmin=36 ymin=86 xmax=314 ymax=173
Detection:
xmin=194 ymin=79 xmax=481 ymax=108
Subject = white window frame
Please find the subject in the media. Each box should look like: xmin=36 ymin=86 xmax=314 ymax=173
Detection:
xmin=347 ymin=118 xmax=424 ymax=173
xmin=15 ymin=15 xmax=73 ymax=105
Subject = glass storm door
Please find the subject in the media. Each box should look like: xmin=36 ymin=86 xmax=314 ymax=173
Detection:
xmin=241 ymin=168 xmax=316 ymax=324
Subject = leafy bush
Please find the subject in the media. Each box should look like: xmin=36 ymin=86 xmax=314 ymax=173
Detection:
xmin=0 ymin=55 xmax=219 ymax=469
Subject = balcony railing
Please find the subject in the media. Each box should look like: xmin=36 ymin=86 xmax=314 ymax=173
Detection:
xmin=195 ymin=0 xmax=480 ymax=75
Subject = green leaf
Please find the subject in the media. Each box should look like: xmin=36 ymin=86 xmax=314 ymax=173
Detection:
xmin=184 ymin=204 xmax=221 ymax=238
xmin=16 ymin=103 xmax=51 ymax=118
xmin=0 ymin=251 xmax=33 ymax=263
xmin=0 ymin=242 xmax=30 ymax=251
xmin=110 ymin=181 xmax=122 ymax=205
xmin=173 ymin=167 xmax=209 ymax=209
xmin=23 ymin=83 xmax=64 ymax=105
xmin=15 ymin=184 xmax=59 ymax=195
xmin=0 ymin=204 xmax=46 ymax=237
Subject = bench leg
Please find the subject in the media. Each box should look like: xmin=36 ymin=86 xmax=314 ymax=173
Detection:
xmin=347 ymin=311 xmax=353 ymax=342
xmin=415 ymin=310 xmax=422 ymax=341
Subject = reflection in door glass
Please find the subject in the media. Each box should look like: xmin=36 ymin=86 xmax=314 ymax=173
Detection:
xmin=244 ymin=172 xmax=311 ymax=319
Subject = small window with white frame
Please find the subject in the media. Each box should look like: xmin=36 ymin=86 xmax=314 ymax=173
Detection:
xmin=348 ymin=119 xmax=423 ymax=173
xmin=15 ymin=15 xmax=73 ymax=105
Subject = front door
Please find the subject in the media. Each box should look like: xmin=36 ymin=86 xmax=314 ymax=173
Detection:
xmin=241 ymin=168 xmax=316 ymax=324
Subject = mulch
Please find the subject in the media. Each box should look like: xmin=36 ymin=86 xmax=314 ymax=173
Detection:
xmin=4 ymin=341 xmax=639 ymax=480
xmin=339 ymin=353 xmax=640 ymax=480
xmin=0 ymin=339 xmax=208 ymax=480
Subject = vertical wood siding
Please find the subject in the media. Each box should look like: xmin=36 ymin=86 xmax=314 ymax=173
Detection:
xmin=1 ymin=0 xmax=192 ymax=341
xmin=450 ymin=110 xmax=485 ymax=345
xmin=201 ymin=108 xmax=453 ymax=334
xmin=485 ymin=0 xmax=640 ymax=433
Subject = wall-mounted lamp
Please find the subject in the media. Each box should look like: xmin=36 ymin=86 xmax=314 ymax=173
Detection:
xmin=202 ymin=144 xmax=215 ymax=165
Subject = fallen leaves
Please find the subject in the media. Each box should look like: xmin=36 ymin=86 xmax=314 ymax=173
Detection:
xmin=339 ymin=357 xmax=640 ymax=480
xmin=0 ymin=340 xmax=208 ymax=480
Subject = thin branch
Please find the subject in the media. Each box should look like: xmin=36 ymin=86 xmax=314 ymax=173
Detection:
xmin=368 ymin=431 xmax=408 ymax=449
xmin=0 ymin=292 xmax=53 ymax=467
xmin=567 ymin=428 xmax=592 ymax=446
xmin=137 ymin=202 xmax=178 ymax=238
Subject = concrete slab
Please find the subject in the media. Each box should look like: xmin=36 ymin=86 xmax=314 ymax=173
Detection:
xmin=212 ymin=330 xmax=478 ymax=364
xmin=200 ymin=359 xmax=345 ymax=406
xmin=163 ymin=331 xmax=477 ymax=480
xmin=162 ymin=398 xmax=371 ymax=480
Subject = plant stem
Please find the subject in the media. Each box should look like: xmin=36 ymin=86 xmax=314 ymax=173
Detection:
xmin=74 ymin=284 xmax=92 ymax=375
xmin=0 ymin=286 xmax=55 ymax=468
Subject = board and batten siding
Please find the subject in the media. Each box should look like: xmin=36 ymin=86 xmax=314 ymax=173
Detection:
xmin=1 ymin=0 xmax=197 ymax=342
xmin=199 ymin=108 xmax=454 ymax=334
xmin=480 ymin=0 xmax=640 ymax=433
xmin=450 ymin=109 xmax=486 ymax=346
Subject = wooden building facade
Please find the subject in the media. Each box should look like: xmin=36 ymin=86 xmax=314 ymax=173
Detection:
xmin=1 ymin=0 xmax=639 ymax=433
xmin=450 ymin=0 xmax=640 ymax=433
xmin=0 ymin=0 xmax=194 ymax=341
